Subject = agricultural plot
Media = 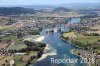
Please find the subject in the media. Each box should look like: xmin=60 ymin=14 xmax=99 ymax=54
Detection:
xmin=8 ymin=44 xmax=27 ymax=51
xmin=77 ymin=36 xmax=100 ymax=43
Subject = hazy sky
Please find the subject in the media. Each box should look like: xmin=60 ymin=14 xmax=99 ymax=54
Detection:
xmin=0 ymin=0 xmax=99 ymax=6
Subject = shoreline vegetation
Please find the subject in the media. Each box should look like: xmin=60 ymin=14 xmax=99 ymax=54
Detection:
xmin=0 ymin=33 xmax=49 ymax=66
xmin=61 ymin=31 xmax=100 ymax=66
xmin=37 ymin=44 xmax=57 ymax=61
xmin=71 ymin=49 xmax=96 ymax=66
xmin=13 ymin=35 xmax=47 ymax=66
xmin=61 ymin=31 xmax=100 ymax=53
xmin=23 ymin=35 xmax=57 ymax=61
xmin=0 ymin=7 xmax=73 ymax=65
xmin=60 ymin=32 xmax=81 ymax=48
xmin=60 ymin=17 xmax=100 ymax=66
xmin=15 ymin=35 xmax=57 ymax=66
xmin=0 ymin=6 xmax=100 ymax=66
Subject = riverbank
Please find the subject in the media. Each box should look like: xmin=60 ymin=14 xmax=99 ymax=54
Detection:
xmin=60 ymin=36 xmax=81 ymax=49
xmin=61 ymin=32 xmax=100 ymax=50
xmin=71 ymin=49 xmax=83 ymax=58
xmin=61 ymin=32 xmax=100 ymax=66
xmin=23 ymin=35 xmax=57 ymax=65
xmin=11 ymin=35 xmax=46 ymax=66
xmin=33 ymin=17 xmax=90 ymax=66
xmin=37 ymin=44 xmax=57 ymax=61
xmin=71 ymin=49 xmax=97 ymax=66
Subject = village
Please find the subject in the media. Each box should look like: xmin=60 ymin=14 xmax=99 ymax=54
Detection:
xmin=61 ymin=16 xmax=100 ymax=66
xmin=0 ymin=6 xmax=100 ymax=66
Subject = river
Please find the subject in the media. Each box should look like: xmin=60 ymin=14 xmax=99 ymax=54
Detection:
xmin=33 ymin=18 xmax=87 ymax=66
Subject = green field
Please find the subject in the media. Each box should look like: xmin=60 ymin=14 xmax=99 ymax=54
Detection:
xmin=77 ymin=36 xmax=100 ymax=43
xmin=8 ymin=44 xmax=27 ymax=50
xmin=29 ymin=51 xmax=38 ymax=55
xmin=15 ymin=55 xmax=26 ymax=66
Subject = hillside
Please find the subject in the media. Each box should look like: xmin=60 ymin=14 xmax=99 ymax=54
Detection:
xmin=53 ymin=7 xmax=72 ymax=12
xmin=0 ymin=7 xmax=35 ymax=15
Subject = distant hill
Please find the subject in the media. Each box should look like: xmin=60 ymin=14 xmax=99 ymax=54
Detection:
xmin=53 ymin=7 xmax=71 ymax=12
xmin=0 ymin=7 xmax=35 ymax=15
xmin=59 ymin=3 xmax=100 ymax=9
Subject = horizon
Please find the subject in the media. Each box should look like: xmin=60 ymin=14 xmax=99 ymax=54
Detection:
xmin=0 ymin=0 xmax=100 ymax=7
xmin=0 ymin=3 xmax=100 ymax=7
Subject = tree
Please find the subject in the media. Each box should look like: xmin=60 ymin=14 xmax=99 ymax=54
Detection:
xmin=97 ymin=39 xmax=100 ymax=42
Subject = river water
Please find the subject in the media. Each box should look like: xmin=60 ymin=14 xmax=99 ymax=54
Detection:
xmin=34 ymin=18 xmax=87 ymax=66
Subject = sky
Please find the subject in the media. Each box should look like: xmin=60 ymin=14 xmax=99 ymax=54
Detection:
xmin=0 ymin=0 xmax=99 ymax=6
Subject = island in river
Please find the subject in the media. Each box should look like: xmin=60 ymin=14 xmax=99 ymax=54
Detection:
xmin=0 ymin=7 xmax=100 ymax=66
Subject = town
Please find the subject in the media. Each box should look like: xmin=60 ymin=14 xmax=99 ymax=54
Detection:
xmin=0 ymin=2 xmax=100 ymax=66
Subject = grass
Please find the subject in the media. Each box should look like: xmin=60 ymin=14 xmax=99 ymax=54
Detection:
xmin=76 ymin=35 xmax=100 ymax=57
xmin=0 ymin=36 xmax=20 ymax=41
xmin=77 ymin=36 xmax=100 ymax=43
xmin=63 ymin=32 xmax=75 ymax=36
xmin=0 ymin=26 xmax=16 ymax=31
xmin=62 ymin=32 xmax=77 ymax=38
xmin=62 ymin=32 xmax=100 ymax=43
xmin=95 ymin=49 xmax=100 ymax=54
xmin=29 ymin=51 xmax=38 ymax=55
xmin=0 ymin=36 xmax=27 ymax=50
xmin=15 ymin=55 xmax=26 ymax=66
xmin=14 ymin=51 xmax=37 ymax=66
xmin=15 ymin=63 xmax=26 ymax=66
xmin=0 ymin=36 xmax=24 ymax=44
xmin=15 ymin=55 xmax=23 ymax=61
xmin=8 ymin=44 xmax=27 ymax=51
xmin=0 ymin=28 xmax=8 ymax=31
xmin=62 ymin=32 xmax=100 ymax=52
